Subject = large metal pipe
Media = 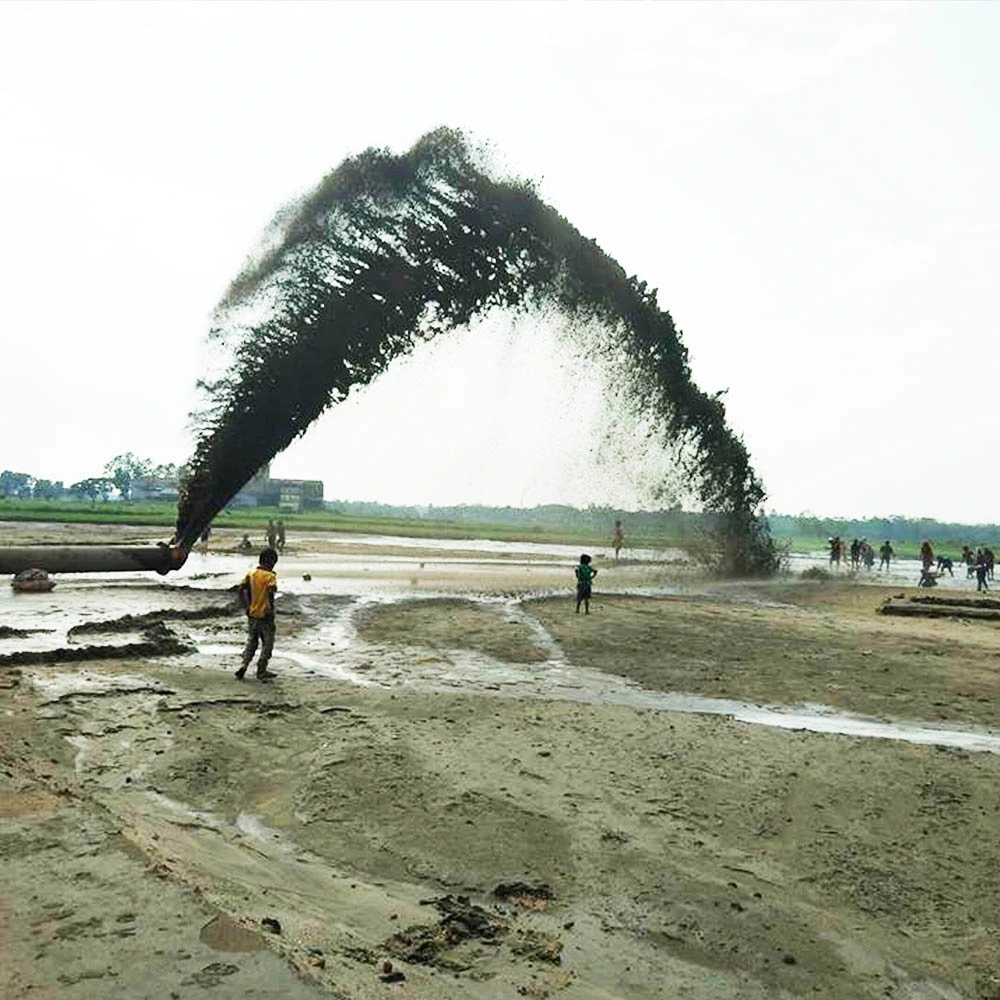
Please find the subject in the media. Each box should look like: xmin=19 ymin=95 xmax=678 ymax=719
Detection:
xmin=0 ymin=545 xmax=188 ymax=576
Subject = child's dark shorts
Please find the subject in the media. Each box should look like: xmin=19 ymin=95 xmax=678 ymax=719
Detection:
xmin=576 ymin=584 xmax=592 ymax=600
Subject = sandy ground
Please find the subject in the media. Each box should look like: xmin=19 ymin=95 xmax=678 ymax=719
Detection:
xmin=3 ymin=521 xmax=1000 ymax=999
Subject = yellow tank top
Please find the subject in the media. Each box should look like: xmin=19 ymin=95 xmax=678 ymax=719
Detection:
xmin=243 ymin=567 xmax=277 ymax=619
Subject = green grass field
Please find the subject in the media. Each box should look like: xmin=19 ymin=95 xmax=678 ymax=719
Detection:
xmin=0 ymin=499 xmax=686 ymax=551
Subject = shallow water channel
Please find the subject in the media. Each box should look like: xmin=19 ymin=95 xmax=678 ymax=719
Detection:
xmin=5 ymin=539 xmax=1000 ymax=756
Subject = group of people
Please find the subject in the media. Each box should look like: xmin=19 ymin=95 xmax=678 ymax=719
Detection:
xmin=918 ymin=541 xmax=996 ymax=591
xmin=828 ymin=536 xmax=893 ymax=571
xmin=237 ymin=518 xmax=287 ymax=554
xmin=828 ymin=535 xmax=998 ymax=591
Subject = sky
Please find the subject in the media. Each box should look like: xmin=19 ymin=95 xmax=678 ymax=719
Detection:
xmin=1 ymin=1 xmax=998 ymax=522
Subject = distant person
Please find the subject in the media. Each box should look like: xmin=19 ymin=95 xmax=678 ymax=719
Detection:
xmin=936 ymin=555 xmax=954 ymax=577
xmin=849 ymin=537 xmax=861 ymax=570
xmin=962 ymin=546 xmax=976 ymax=577
xmin=861 ymin=540 xmax=875 ymax=570
xmin=985 ymin=546 xmax=996 ymax=581
xmin=612 ymin=520 xmax=625 ymax=561
xmin=829 ymin=536 xmax=841 ymax=569
xmin=198 ymin=525 xmax=212 ymax=554
xmin=237 ymin=533 xmax=252 ymax=553
xmin=920 ymin=540 xmax=934 ymax=571
xmin=879 ymin=540 xmax=894 ymax=572
xmin=574 ymin=553 xmax=598 ymax=615
xmin=235 ymin=547 xmax=279 ymax=681
xmin=277 ymin=519 xmax=286 ymax=553
xmin=976 ymin=549 xmax=990 ymax=593
xmin=266 ymin=519 xmax=277 ymax=550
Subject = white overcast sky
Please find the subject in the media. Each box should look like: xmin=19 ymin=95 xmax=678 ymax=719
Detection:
xmin=2 ymin=1 xmax=998 ymax=522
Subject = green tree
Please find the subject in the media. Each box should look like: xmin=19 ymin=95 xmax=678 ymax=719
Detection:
xmin=0 ymin=470 xmax=34 ymax=498
xmin=103 ymin=453 xmax=152 ymax=501
xmin=151 ymin=462 xmax=179 ymax=481
xmin=71 ymin=477 xmax=114 ymax=504
xmin=32 ymin=479 xmax=62 ymax=500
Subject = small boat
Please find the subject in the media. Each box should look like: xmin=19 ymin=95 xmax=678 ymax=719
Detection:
xmin=11 ymin=568 xmax=55 ymax=593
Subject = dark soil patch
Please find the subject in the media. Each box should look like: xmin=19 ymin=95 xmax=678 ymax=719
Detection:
xmin=68 ymin=606 xmax=235 ymax=637
xmin=0 ymin=623 xmax=192 ymax=666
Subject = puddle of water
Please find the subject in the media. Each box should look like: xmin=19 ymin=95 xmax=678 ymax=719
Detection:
xmin=289 ymin=531 xmax=680 ymax=562
xmin=64 ymin=735 xmax=91 ymax=774
xmin=609 ymin=690 xmax=1000 ymax=754
xmin=235 ymin=812 xmax=290 ymax=852
xmin=196 ymin=643 xmax=372 ymax=686
xmin=144 ymin=790 xmax=225 ymax=830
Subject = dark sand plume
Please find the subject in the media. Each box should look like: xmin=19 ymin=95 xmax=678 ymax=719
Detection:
xmin=177 ymin=128 xmax=776 ymax=573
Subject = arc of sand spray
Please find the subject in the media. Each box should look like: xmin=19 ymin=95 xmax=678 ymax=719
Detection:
xmin=176 ymin=128 xmax=776 ymax=575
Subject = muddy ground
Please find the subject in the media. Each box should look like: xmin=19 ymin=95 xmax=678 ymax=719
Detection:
xmin=3 ymin=522 xmax=1000 ymax=999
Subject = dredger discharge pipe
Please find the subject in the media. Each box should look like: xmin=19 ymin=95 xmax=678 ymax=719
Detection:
xmin=0 ymin=545 xmax=189 ymax=576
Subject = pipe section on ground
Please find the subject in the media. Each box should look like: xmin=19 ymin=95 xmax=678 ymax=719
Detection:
xmin=0 ymin=545 xmax=188 ymax=576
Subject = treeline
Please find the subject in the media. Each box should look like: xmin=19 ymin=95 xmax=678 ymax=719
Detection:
xmin=768 ymin=513 xmax=1000 ymax=546
xmin=328 ymin=502 xmax=1000 ymax=547
xmin=325 ymin=501 xmax=711 ymax=540
xmin=0 ymin=455 xmax=180 ymax=503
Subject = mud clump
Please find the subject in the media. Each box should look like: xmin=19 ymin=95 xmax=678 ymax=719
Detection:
xmin=0 ymin=623 xmax=192 ymax=667
xmin=0 ymin=625 xmax=53 ymax=638
xmin=68 ymin=605 xmax=235 ymax=637
xmin=493 ymin=881 xmax=555 ymax=910
xmin=510 ymin=929 xmax=564 ymax=964
xmin=199 ymin=915 xmax=265 ymax=953
xmin=384 ymin=895 xmax=506 ymax=967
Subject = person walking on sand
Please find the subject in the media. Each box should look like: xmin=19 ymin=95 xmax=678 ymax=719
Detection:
xmin=976 ymin=549 xmax=990 ymax=593
xmin=878 ymin=540 xmax=894 ymax=572
xmin=266 ymin=519 xmax=277 ymax=550
xmin=575 ymin=553 xmax=598 ymax=615
xmin=277 ymin=519 xmax=286 ymax=553
xmin=612 ymin=520 xmax=625 ymax=561
xmin=236 ymin=547 xmax=279 ymax=681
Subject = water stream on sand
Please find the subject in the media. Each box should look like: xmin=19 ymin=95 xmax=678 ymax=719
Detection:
xmin=8 ymin=542 xmax=1000 ymax=755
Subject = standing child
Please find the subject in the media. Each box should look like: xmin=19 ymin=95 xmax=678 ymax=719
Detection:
xmin=575 ymin=553 xmax=598 ymax=615
xmin=236 ymin=548 xmax=279 ymax=681
xmin=612 ymin=520 xmax=625 ymax=561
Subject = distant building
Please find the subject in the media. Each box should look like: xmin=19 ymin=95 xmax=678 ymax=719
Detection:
xmin=131 ymin=476 xmax=180 ymax=502
xmin=133 ymin=463 xmax=323 ymax=511
xmin=231 ymin=463 xmax=324 ymax=511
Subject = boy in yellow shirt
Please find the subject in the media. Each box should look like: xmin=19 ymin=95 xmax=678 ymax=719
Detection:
xmin=235 ymin=547 xmax=279 ymax=681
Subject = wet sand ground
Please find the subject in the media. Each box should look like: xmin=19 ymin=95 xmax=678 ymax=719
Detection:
xmin=3 ymin=522 xmax=1000 ymax=999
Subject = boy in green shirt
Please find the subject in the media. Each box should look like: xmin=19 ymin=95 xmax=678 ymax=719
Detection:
xmin=575 ymin=553 xmax=597 ymax=615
